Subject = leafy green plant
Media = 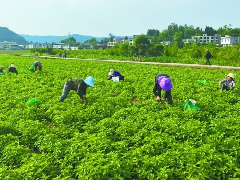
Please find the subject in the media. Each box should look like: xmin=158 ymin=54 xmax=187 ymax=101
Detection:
xmin=0 ymin=55 xmax=239 ymax=179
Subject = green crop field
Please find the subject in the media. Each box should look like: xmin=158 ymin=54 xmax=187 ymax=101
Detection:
xmin=0 ymin=55 xmax=240 ymax=179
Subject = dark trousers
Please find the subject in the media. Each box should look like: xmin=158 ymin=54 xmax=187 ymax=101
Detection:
xmin=119 ymin=76 xmax=124 ymax=81
xmin=164 ymin=91 xmax=173 ymax=104
xmin=222 ymin=84 xmax=230 ymax=91
xmin=206 ymin=58 xmax=211 ymax=65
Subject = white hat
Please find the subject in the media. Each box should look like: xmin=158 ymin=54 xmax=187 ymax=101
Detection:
xmin=109 ymin=69 xmax=114 ymax=76
xmin=227 ymin=73 xmax=234 ymax=78
xmin=10 ymin=64 xmax=15 ymax=67
xmin=189 ymin=99 xmax=196 ymax=105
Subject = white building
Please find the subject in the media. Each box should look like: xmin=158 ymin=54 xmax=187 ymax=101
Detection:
xmin=0 ymin=41 xmax=19 ymax=50
xmin=107 ymin=37 xmax=126 ymax=47
xmin=160 ymin=41 xmax=173 ymax=46
xmin=107 ymin=36 xmax=136 ymax=47
xmin=182 ymin=38 xmax=196 ymax=44
xmin=25 ymin=43 xmax=51 ymax=49
xmin=62 ymin=44 xmax=79 ymax=50
xmin=52 ymin=43 xmax=64 ymax=49
xmin=192 ymin=34 xmax=221 ymax=44
xmin=26 ymin=43 xmax=42 ymax=49
xmin=220 ymin=35 xmax=238 ymax=46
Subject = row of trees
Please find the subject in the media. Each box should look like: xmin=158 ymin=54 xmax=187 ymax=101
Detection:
xmin=59 ymin=23 xmax=240 ymax=51
xmin=32 ymin=23 xmax=240 ymax=64
xmin=103 ymin=23 xmax=240 ymax=58
xmin=147 ymin=23 xmax=240 ymax=43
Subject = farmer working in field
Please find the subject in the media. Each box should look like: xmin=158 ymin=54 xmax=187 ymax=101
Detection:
xmin=219 ymin=73 xmax=236 ymax=91
xmin=0 ymin=66 xmax=5 ymax=75
xmin=205 ymin=50 xmax=213 ymax=65
xmin=153 ymin=74 xmax=173 ymax=104
xmin=30 ymin=61 xmax=42 ymax=72
xmin=107 ymin=69 xmax=124 ymax=81
xmin=8 ymin=63 xmax=18 ymax=74
xmin=59 ymin=76 xmax=95 ymax=102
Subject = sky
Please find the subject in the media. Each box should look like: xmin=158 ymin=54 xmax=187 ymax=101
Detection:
xmin=0 ymin=0 xmax=239 ymax=37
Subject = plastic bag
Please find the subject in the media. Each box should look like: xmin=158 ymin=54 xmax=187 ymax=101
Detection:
xmin=183 ymin=99 xmax=200 ymax=111
xmin=26 ymin=98 xmax=41 ymax=107
xmin=196 ymin=79 xmax=207 ymax=85
xmin=112 ymin=77 xmax=120 ymax=82
xmin=29 ymin=65 xmax=35 ymax=72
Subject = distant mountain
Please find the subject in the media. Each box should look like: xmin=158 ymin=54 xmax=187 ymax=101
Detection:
xmin=0 ymin=27 xmax=28 ymax=45
xmin=21 ymin=34 xmax=105 ymax=43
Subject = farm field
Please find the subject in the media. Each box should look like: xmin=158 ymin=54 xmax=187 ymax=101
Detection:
xmin=0 ymin=55 xmax=240 ymax=179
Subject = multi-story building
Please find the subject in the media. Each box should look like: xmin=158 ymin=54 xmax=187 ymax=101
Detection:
xmin=220 ymin=35 xmax=238 ymax=46
xmin=107 ymin=37 xmax=127 ymax=47
xmin=52 ymin=43 xmax=64 ymax=49
xmin=107 ymin=36 xmax=136 ymax=47
xmin=0 ymin=41 xmax=19 ymax=50
xmin=192 ymin=34 xmax=221 ymax=44
xmin=25 ymin=43 xmax=51 ymax=49
xmin=182 ymin=39 xmax=196 ymax=44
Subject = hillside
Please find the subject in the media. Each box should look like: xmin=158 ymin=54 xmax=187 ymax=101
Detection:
xmin=21 ymin=34 xmax=104 ymax=43
xmin=0 ymin=27 xmax=28 ymax=45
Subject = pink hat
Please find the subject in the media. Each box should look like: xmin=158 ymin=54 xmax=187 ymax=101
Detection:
xmin=159 ymin=77 xmax=172 ymax=91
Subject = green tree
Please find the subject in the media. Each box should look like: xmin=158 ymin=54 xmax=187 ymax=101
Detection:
xmin=108 ymin=33 xmax=115 ymax=41
xmin=101 ymin=37 xmax=110 ymax=44
xmin=217 ymin=25 xmax=240 ymax=36
xmin=147 ymin=29 xmax=160 ymax=44
xmin=174 ymin=32 xmax=184 ymax=48
xmin=167 ymin=23 xmax=178 ymax=37
xmin=159 ymin=29 xmax=171 ymax=41
xmin=84 ymin=38 xmax=98 ymax=48
xmin=204 ymin=26 xmax=217 ymax=35
xmin=61 ymin=37 xmax=77 ymax=45
xmin=119 ymin=41 xmax=130 ymax=56
xmin=147 ymin=29 xmax=160 ymax=37
xmin=147 ymin=44 xmax=164 ymax=56
xmin=134 ymin=35 xmax=150 ymax=56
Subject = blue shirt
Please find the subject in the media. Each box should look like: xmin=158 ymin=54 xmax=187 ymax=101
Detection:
xmin=219 ymin=78 xmax=236 ymax=89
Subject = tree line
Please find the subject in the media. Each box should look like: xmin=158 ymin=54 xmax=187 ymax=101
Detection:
xmin=31 ymin=23 xmax=240 ymax=65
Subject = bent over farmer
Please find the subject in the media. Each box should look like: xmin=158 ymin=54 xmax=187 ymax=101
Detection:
xmin=0 ymin=66 xmax=5 ymax=75
xmin=8 ymin=63 xmax=18 ymax=74
xmin=59 ymin=76 xmax=94 ymax=102
xmin=30 ymin=61 xmax=42 ymax=72
xmin=107 ymin=69 xmax=124 ymax=81
xmin=153 ymin=74 xmax=173 ymax=104
xmin=219 ymin=73 xmax=236 ymax=91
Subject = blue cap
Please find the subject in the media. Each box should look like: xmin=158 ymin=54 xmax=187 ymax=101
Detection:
xmin=84 ymin=76 xmax=95 ymax=87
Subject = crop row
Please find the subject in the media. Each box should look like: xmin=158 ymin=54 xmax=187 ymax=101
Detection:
xmin=0 ymin=55 xmax=239 ymax=179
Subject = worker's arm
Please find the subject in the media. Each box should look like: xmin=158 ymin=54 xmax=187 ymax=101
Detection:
xmin=153 ymin=78 xmax=162 ymax=101
xmin=219 ymin=79 xmax=225 ymax=89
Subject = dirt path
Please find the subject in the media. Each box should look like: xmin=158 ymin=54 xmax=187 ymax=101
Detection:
xmin=32 ymin=55 xmax=240 ymax=70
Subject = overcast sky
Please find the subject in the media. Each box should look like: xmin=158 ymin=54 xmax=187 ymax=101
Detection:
xmin=0 ymin=0 xmax=239 ymax=37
